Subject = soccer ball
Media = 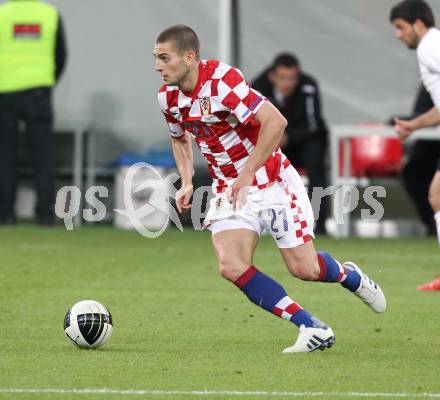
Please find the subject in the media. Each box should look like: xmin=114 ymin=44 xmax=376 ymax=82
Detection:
xmin=63 ymin=300 xmax=113 ymax=349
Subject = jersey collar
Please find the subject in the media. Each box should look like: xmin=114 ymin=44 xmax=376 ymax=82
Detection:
xmin=182 ymin=61 xmax=203 ymax=99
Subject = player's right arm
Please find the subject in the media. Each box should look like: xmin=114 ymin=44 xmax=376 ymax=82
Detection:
xmin=394 ymin=106 xmax=440 ymax=140
xmin=397 ymin=37 xmax=440 ymax=140
xmin=171 ymin=134 xmax=194 ymax=213
xmin=158 ymin=88 xmax=194 ymax=213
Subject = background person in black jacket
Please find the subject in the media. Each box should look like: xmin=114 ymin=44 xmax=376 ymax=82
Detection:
xmin=252 ymin=53 xmax=329 ymax=234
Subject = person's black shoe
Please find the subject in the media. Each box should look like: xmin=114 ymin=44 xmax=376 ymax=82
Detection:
xmin=0 ymin=215 xmax=17 ymax=225
xmin=427 ymin=221 xmax=437 ymax=237
xmin=37 ymin=216 xmax=54 ymax=227
xmin=314 ymin=223 xmax=327 ymax=235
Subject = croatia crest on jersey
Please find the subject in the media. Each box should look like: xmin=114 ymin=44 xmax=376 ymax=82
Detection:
xmin=199 ymin=96 xmax=211 ymax=116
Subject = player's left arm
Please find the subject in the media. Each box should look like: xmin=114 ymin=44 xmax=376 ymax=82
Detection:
xmin=171 ymin=133 xmax=194 ymax=213
xmin=231 ymin=102 xmax=287 ymax=206
xmin=241 ymin=102 xmax=287 ymax=173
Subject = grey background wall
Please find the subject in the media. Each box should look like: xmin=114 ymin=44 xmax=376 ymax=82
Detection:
xmin=3 ymin=0 xmax=440 ymax=164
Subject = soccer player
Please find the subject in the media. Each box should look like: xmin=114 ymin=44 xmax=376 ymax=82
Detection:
xmin=390 ymin=0 xmax=440 ymax=290
xmin=154 ymin=25 xmax=386 ymax=353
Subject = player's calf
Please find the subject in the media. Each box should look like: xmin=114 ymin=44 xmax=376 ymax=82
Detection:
xmin=286 ymin=262 xmax=319 ymax=281
xmin=281 ymin=245 xmax=364 ymax=293
xmin=429 ymin=194 xmax=440 ymax=211
xmin=428 ymin=173 xmax=440 ymax=245
xmin=281 ymin=243 xmax=320 ymax=281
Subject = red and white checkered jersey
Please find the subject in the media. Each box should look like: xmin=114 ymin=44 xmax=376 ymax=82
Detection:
xmin=158 ymin=59 xmax=285 ymax=193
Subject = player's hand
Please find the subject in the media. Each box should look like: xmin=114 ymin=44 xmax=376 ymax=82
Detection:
xmin=230 ymin=169 xmax=254 ymax=210
xmin=394 ymin=117 xmax=416 ymax=141
xmin=175 ymin=183 xmax=193 ymax=213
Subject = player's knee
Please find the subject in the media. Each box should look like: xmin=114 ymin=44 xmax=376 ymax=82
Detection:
xmin=217 ymin=258 xmax=246 ymax=282
xmin=428 ymin=189 xmax=440 ymax=211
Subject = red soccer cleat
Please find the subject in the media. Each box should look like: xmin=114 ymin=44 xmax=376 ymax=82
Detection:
xmin=417 ymin=277 xmax=440 ymax=291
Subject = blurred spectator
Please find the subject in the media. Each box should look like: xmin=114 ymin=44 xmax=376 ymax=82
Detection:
xmin=393 ymin=85 xmax=440 ymax=235
xmin=0 ymin=0 xmax=67 ymax=226
xmin=252 ymin=53 xmax=329 ymax=234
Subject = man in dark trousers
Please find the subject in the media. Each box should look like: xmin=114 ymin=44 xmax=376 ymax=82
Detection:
xmin=399 ymin=85 xmax=440 ymax=236
xmin=252 ymin=53 xmax=329 ymax=234
xmin=0 ymin=0 xmax=67 ymax=226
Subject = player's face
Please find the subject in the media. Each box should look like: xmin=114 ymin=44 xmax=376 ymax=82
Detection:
xmin=269 ymin=66 xmax=299 ymax=98
xmin=154 ymin=41 xmax=191 ymax=86
xmin=392 ymin=18 xmax=419 ymax=49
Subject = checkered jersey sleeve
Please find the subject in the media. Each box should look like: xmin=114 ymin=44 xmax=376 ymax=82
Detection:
xmin=218 ymin=66 xmax=266 ymax=125
xmin=157 ymin=87 xmax=185 ymax=139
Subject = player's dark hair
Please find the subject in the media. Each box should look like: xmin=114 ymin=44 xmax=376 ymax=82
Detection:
xmin=156 ymin=24 xmax=200 ymax=60
xmin=390 ymin=0 xmax=435 ymax=27
xmin=271 ymin=53 xmax=300 ymax=70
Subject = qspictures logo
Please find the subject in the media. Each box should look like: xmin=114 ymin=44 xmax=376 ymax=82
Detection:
xmin=55 ymin=163 xmax=386 ymax=238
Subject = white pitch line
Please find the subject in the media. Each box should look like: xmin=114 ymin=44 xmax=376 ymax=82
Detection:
xmin=1 ymin=389 xmax=440 ymax=398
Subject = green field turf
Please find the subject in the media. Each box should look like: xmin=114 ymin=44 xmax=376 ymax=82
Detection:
xmin=0 ymin=225 xmax=440 ymax=400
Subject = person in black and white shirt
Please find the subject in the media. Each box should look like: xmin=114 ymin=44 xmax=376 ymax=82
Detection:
xmin=391 ymin=0 xmax=440 ymax=289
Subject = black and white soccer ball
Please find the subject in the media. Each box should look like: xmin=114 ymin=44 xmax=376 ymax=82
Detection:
xmin=63 ymin=300 xmax=113 ymax=349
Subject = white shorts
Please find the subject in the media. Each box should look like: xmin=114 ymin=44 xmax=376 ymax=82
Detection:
xmin=204 ymin=165 xmax=315 ymax=248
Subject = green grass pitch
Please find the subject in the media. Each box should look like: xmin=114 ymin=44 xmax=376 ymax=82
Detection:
xmin=1 ymin=226 xmax=440 ymax=400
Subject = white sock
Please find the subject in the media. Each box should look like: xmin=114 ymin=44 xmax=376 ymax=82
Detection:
xmin=435 ymin=212 xmax=440 ymax=246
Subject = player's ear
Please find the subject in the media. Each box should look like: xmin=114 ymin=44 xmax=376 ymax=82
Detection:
xmin=184 ymin=50 xmax=196 ymax=67
xmin=413 ymin=19 xmax=425 ymax=35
